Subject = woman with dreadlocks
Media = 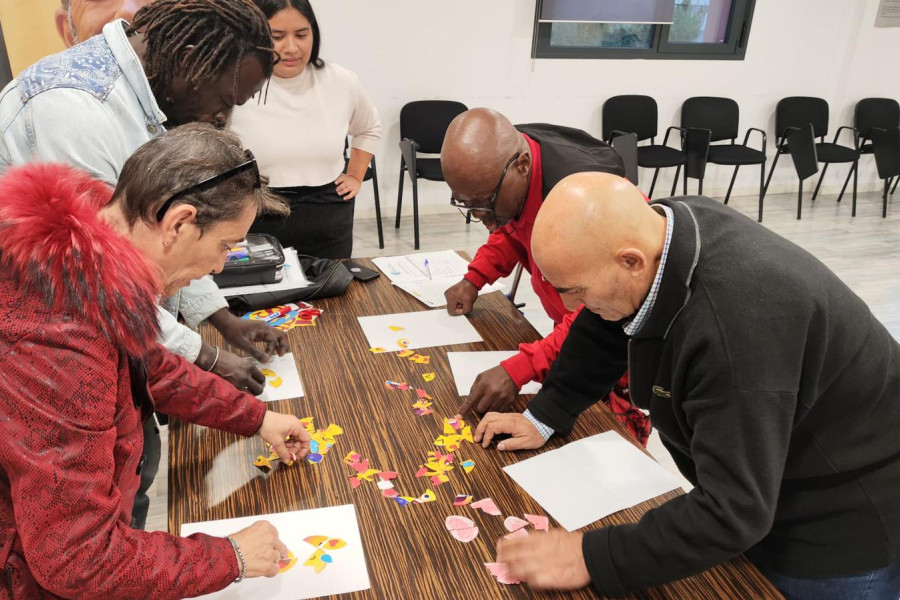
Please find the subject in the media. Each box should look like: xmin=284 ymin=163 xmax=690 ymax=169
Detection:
xmin=229 ymin=0 xmax=382 ymax=260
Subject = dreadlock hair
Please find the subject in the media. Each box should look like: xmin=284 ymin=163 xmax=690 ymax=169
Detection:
xmin=128 ymin=0 xmax=276 ymax=104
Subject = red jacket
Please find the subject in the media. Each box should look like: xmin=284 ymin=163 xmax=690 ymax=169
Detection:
xmin=0 ymin=164 xmax=267 ymax=599
xmin=464 ymin=132 xmax=651 ymax=445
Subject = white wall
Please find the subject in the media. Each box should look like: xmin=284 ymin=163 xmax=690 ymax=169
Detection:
xmin=312 ymin=0 xmax=900 ymax=218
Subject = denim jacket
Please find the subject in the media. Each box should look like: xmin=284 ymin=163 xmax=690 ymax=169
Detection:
xmin=0 ymin=20 xmax=227 ymax=362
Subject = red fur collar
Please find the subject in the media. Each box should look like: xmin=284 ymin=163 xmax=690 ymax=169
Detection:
xmin=0 ymin=164 xmax=162 ymax=356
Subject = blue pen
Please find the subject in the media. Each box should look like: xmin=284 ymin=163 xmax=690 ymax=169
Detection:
xmin=425 ymin=259 xmax=432 ymax=280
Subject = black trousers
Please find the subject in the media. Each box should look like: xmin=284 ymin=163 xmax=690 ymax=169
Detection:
xmin=132 ymin=415 xmax=161 ymax=530
xmin=252 ymin=184 xmax=355 ymax=260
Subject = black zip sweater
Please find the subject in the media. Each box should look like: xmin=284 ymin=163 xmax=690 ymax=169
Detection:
xmin=528 ymin=196 xmax=900 ymax=597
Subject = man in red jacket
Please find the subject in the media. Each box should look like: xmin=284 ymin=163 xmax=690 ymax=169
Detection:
xmin=441 ymin=108 xmax=651 ymax=445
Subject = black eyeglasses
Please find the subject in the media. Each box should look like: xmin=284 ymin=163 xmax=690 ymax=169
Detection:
xmin=449 ymin=152 xmax=520 ymax=217
xmin=155 ymin=149 xmax=260 ymax=222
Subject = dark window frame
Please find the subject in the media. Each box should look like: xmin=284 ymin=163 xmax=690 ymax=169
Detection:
xmin=0 ymin=21 xmax=13 ymax=89
xmin=532 ymin=0 xmax=756 ymax=61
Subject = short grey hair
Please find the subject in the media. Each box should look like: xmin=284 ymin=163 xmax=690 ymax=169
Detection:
xmin=111 ymin=123 xmax=288 ymax=232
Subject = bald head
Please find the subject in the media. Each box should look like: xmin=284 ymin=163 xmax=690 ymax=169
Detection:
xmin=533 ymin=172 xmax=666 ymax=321
xmin=441 ymin=108 xmax=525 ymax=188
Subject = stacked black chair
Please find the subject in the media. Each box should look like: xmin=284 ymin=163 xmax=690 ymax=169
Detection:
xmin=764 ymin=97 xmax=859 ymax=213
xmin=681 ymin=96 xmax=767 ymax=208
xmin=343 ymin=137 xmax=383 ymax=249
xmin=682 ymin=127 xmax=711 ymax=196
xmin=837 ymin=98 xmax=900 ymax=202
xmin=782 ymin=124 xmax=819 ymax=221
xmin=610 ymin=132 xmax=639 ymax=185
xmin=870 ymin=125 xmax=900 ymax=218
xmin=602 ymin=95 xmax=685 ymax=198
xmin=396 ymin=100 xmax=468 ymax=249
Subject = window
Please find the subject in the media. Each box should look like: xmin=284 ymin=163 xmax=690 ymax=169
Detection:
xmin=533 ymin=0 xmax=756 ymax=60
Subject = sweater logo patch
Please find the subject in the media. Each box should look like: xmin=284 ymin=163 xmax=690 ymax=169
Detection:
xmin=652 ymin=386 xmax=671 ymax=399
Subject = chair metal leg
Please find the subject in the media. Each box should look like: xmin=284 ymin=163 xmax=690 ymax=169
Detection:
xmin=851 ymin=159 xmax=858 ymax=217
xmin=837 ymin=162 xmax=855 ymax=203
xmin=811 ymin=163 xmax=829 ymax=202
xmin=648 ymin=168 xmax=660 ymax=199
xmin=758 ymin=162 xmax=765 ymax=222
xmin=698 ymin=176 xmax=703 ymax=196
xmin=891 ymin=176 xmax=899 ymax=195
xmin=466 ymin=210 xmax=471 ymax=224
xmin=412 ymin=175 xmax=420 ymax=250
xmin=797 ymin=181 xmax=803 ymax=220
xmin=724 ymin=165 xmax=740 ymax=205
xmin=884 ymin=178 xmax=889 ymax=218
xmin=395 ymin=166 xmax=405 ymax=229
xmin=371 ymin=159 xmax=384 ymax=249
xmin=762 ymin=149 xmax=782 ymax=199
xmin=683 ymin=171 xmax=688 ymax=195
xmin=670 ymin=165 xmax=681 ymax=197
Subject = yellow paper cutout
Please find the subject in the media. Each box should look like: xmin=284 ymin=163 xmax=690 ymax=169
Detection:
xmin=422 ymin=372 xmax=436 ymax=382
xmin=389 ymin=325 xmax=405 ymax=332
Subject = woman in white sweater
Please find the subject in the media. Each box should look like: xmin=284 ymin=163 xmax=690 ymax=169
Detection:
xmin=230 ymin=0 xmax=381 ymax=259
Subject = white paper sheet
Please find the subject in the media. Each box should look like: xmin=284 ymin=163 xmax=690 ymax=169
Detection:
xmin=503 ymin=431 xmax=683 ymax=531
xmin=180 ymin=504 xmax=370 ymax=600
xmin=392 ymin=277 xmax=505 ymax=308
xmin=221 ymin=248 xmax=309 ymax=297
xmin=357 ymin=310 xmax=483 ymax=351
xmin=252 ymin=352 xmax=304 ymax=401
xmin=447 ymin=351 xmax=542 ymax=396
xmin=371 ymin=250 xmax=470 ymax=284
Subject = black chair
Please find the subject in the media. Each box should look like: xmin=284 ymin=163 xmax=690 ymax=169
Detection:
xmin=344 ymin=137 xmax=383 ymax=249
xmin=602 ymin=95 xmax=685 ymax=198
xmin=610 ymin=132 xmax=639 ymax=185
xmin=681 ymin=96 xmax=766 ymax=206
xmin=837 ymin=98 xmax=900 ymax=201
xmin=396 ymin=100 xmax=468 ymax=249
xmin=870 ymin=126 xmax=900 ymax=218
xmin=682 ymin=127 xmax=711 ymax=196
xmin=783 ymin=124 xmax=819 ymax=221
xmin=763 ymin=97 xmax=858 ymax=211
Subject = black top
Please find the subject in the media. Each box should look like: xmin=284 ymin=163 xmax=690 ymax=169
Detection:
xmin=528 ymin=196 xmax=900 ymax=596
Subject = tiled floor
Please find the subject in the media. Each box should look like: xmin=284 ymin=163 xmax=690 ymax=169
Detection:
xmin=147 ymin=188 xmax=900 ymax=531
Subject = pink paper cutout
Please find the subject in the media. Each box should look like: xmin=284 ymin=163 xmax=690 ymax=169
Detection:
xmin=445 ymin=516 xmax=479 ymax=543
xmin=471 ymin=497 xmax=502 ymax=516
xmin=525 ymin=513 xmax=549 ymax=532
xmin=504 ymin=516 xmax=529 ymax=533
xmin=485 ymin=562 xmax=523 ymax=585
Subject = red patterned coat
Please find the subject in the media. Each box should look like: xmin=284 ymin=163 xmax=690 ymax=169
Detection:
xmin=0 ymin=164 xmax=268 ymax=599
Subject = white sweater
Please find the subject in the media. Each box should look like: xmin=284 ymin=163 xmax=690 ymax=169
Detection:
xmin=229 ymin=62 xmax=381 ymax=189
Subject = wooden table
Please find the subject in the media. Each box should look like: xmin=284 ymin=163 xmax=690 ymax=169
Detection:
xmin=169 ymin=257 xmax=783 ymax=600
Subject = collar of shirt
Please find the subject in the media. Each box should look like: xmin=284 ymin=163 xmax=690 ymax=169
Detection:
xmin=103 ymin=19 xmax=167 ymax=128
xmin=499 ymin=132 xmax=543 ymax=237
xmin=624 ymin=204 xmax=674 ymax=337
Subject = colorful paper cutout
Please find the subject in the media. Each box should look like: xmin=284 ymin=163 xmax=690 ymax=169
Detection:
xmin=301 ymin=418 xmax=343 ymax=464
xmin=385 ymin=380 xmax=411 ymax=391
xmin=485 ymin=562 xmax=524 ymax=585
xmin=415 ymin=489 xmax=436 ymax=504
xmin=422 ymin=372 xmax=436 ymax=382
xmin=415 ymin=388 xmax=433 ymax=400
xmin=461 ymin=460 xmax=475 ymax=473
xmin=302 ymin=536 xmax=347 ymax=574
xmin=453 ymin=494 xmax=473 ymax=506
xmin=368 ymin=347 xmax=388 ymax=354
xmin=278 ymin=551 xmax=297 ymax=573
xmin=504 ymin=516 xmax=529 ymax=533
xmin=388 ymin=325 xmax=405 ymax=332
xmin=243 ymin=302 xmax=322 ymax=331
xmin=471 ymin=497 xmax=502 ymax=516
xmin=525 ymin=513 xmax=549 ymax=532
xmin=445 ymin=516 xmax=479 ymax=543
xmin=412 ymin=399 xmax=434 ymax=416
xmin=397 ymin=349 xmax=415 ymax=358
xmin=397 ymin=338 xmax=411 ymax=349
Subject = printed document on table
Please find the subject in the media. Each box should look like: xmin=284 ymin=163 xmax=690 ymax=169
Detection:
xmin=372 ymin=250 xmax=470 ymax=284
xmin=503 ymin=431 xmax=683 ymax=531
xmin=447 ymin=351 xmax=542 ymax=395
xmin=393 ymin=277 xmax=505 ymax=308
xmin=221 ymin=247 xmax=309 ymax=297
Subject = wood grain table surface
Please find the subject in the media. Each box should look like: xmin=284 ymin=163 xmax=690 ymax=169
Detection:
xmin=169 ymin=256 xmax=783 ymax=600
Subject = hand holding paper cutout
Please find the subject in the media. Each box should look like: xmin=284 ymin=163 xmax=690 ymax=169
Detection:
xmin=459 ymin=365 xmax=519 ymax=415
xmin=444 ymin=279 xmax=479 ymax=316
xmin=209 ymin=307 xmax=288 ymax=362
xmin=228 ymin=520 xmax=290 ymax=578
xmin=474 ymin=412 xmax=546 ymax=451
xmin=258 ymin=412 xmax=312 ymax=462
xmin=497 ymin=530 xmax=591 ymax=590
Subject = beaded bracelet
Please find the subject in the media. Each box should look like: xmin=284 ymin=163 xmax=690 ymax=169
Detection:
xmin=206 ymin=346 xmax=220 ymax=372
xmin=226 ymin=535 xmax=246 ymax=583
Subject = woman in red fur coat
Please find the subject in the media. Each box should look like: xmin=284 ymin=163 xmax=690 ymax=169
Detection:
xmin=0 ymin=124 xmax=312 ymax=599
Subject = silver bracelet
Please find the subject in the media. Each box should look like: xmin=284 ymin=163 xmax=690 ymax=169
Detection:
xmin=206 ymin=346 xmax=220 ymax=372
xmin=226 ymin=535 xmax=246 ymax=583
